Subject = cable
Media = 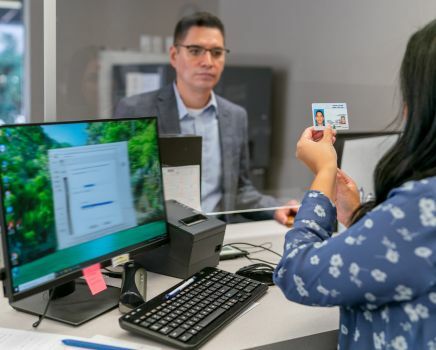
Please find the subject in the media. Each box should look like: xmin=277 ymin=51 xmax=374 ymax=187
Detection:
xmin=102 ymin=267 xmax=122 ymax=279
xmin=223 ymin=241 xmax=282 ymax=266
xmin=224 ymin=242 xmax=282 ymax=258
xmin=32 ymin=290 xmax=55 ymax=328
xmin=244 ymin=255 xmax=278 ymax=266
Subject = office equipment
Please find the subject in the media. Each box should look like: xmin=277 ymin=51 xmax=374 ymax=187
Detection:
xmin=62 ymin=338 xmax=133 ymax=350
xmin=135 ymin=200 xmax=226 ymax=279
xmin=159 ymin=134 xmax=202 ymax=168
xmin=119 ymin=261 xmax=147 ymax=314
xmin=159 ymin=134 xmax=202 ymax=211
xmin=235 ymin=264 xmax=274 ymax=285
xmin=219 ymin=246 xmax=248 ymax=260
xmin=0 ymin=117 xmax=168 ymax=325
xmin=119 ymin=266 xmax=268 ymax=349
xmin=335 ymin=132 xmax=400 ymax=201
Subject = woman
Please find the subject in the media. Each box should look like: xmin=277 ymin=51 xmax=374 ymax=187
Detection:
xmin=274 ymin=19 xmax=436 ymax=349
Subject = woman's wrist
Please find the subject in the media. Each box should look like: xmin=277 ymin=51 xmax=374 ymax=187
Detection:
xmin=310 ymin=167 xmax=337 ymax=201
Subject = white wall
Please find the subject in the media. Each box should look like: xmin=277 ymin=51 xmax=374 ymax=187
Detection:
xmin=27 ymin=0 xmax=218 ymax=121
xmin=218 ymin=0 xmax=436 ymax=197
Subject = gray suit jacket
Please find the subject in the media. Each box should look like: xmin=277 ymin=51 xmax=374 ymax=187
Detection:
xmin=114 ymin=84 xmax=278 ymax=214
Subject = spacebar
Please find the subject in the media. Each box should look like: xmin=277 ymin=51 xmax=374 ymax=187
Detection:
xmin=198 ymin=308 xmax=226 ymax=328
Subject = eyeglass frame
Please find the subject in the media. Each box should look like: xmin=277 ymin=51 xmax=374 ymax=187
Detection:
xmin=175 ymin=44 xmax=230 ymax=59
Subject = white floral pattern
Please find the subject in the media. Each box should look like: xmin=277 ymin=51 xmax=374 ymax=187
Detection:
xmin=310 ymin=255 xmax=320 ymax=265
xmin=419 ymin=198 xmax=436 ymax=227
xmin=393 ymin=285 xmax=413 ymax=301
xmin=364 ymin=219 xmax=373 ymax=229
xmin=414 ymin=246 xmax=432 ymax=258
xmin=391 ymin=336 xmax=408 ymax=350
xmin=371 ymin=269 xmax=387 ymax=282
xmin=344 ymin=235 xmax=366 ymax=245
xmin=273 ymin=179 xmax=436 ymax=350
xmin=314 ymin=204 xmax=326 ymax=217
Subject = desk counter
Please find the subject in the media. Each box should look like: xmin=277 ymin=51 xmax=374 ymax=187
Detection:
xmin=0 ymin=220 xmax=339 ymax=350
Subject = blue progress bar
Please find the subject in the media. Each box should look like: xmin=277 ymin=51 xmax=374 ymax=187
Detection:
xmin=81 ymin=201 xmax=113 ymax=209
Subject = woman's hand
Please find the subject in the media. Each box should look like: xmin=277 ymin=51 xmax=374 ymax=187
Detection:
xmin=335 ymin=169 xmax=361 ymax=227
xmin=296 ymin=126 xmax=337 ymax=174
xmin=295 ymin=126 xmax=337 ymax=201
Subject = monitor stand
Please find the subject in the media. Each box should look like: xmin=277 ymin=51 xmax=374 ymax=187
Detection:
xmin=10 ymin=279 xmax=120 ymax=326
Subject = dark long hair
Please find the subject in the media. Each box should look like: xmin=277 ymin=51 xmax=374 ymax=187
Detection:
xmin=352 ymin=18 xmax=436 ymax=223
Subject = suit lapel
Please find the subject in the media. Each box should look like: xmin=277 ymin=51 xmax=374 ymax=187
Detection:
xmin=217 ymin=98 xmax=234 ymax=211
xmin=156 ymin=85 xmax=181 ymax=134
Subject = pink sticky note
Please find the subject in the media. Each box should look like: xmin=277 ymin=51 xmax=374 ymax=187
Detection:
xmin=82 ymin=263 xmax=107 ymax=295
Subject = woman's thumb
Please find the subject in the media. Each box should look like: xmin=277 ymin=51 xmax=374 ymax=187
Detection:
xmin=322 ymin=125 xmax=334 ymax=143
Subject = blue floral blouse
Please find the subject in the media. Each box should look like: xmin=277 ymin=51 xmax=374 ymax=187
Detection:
xmin=274 ymin=177 xmax=436 ymax=350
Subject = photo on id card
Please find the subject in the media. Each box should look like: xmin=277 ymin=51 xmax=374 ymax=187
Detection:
xmin=312 ymin=103 xmax=349 ymax=130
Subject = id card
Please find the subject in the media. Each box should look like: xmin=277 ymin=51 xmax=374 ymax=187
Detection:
xmin=312 ymin=103 xmax=349 ymax=130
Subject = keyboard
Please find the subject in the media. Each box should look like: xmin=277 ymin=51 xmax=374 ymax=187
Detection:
xmin=119 ymin=266 xmax=269 ymax=349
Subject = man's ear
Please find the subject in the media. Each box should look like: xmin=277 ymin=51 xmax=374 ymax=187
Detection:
xmin=169 ymin=46 xmax=178 ymax=68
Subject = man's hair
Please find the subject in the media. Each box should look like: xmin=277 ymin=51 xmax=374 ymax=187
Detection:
xmin=173 ymin=12 xmax=225 ymax=45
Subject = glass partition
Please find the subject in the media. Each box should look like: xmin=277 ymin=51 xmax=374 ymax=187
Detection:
xmin=48 ymin=0 xmax=298 ymax=223
xmin=0 ymin=0 xmax=24 ymax=124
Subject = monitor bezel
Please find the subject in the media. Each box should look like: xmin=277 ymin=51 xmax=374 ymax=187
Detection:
xmin=334 ymin=131 xmax=401 ymax=168
xmin=0 ymin=116 xmax=169 ymax=302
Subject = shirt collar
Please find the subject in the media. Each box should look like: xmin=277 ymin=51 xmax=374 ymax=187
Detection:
xmin=173 ymin=82 xmax=218 ymax=120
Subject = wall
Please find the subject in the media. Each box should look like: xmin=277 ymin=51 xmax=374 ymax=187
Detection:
xmin=218 ymin=0 xmax=436 ymax=198
xmin=27 ymin=0 xmax=218 ymax=121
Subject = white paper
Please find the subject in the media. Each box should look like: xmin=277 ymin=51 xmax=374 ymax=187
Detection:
xmin=162 ymin=165 xmax=201 ymax=211
xmin=0 ymin=327 xmax=160 ymax=350
xmin=126 ymin=73 xmax=160 ymax=97
xmin=0 ymin=327 xmax=82 ymax=350
xmin=91 ymin=334 xmax=161 ymax=350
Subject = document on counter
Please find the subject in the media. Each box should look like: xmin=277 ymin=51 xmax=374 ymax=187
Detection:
xmin=0 ymin=327 xmax=159 ymax=350
xmin=162 ymin=165 xmax=201 ymax=211
xmin=0 ymin=327 xmax=79 ymax=349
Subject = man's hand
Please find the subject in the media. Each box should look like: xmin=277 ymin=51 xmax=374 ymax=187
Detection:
xmin=274 ymin=199 xmax=300 ymax=227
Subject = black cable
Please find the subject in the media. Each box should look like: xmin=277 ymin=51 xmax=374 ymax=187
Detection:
xmin=103 ymin=267 xmax=122 ymax=279
xmin=244 ymin=255 xmax=278 ymax=266
xmin=224 ymin=242 xmax=282 ymax=258
xmin=32 ymin=289 xmax=55 ymax=328
xmin=244 ymin=242 xmax=273 ymax=255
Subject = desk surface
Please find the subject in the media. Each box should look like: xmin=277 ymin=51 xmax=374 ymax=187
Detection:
xmin=0 ymin=221 xmax=339 ymax=350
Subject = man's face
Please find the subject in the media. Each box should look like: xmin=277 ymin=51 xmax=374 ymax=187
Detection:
xmin=316 ymin=112 xmax=324 ymax=125
xmin=170 ymin=26 xmax=225 ymax=95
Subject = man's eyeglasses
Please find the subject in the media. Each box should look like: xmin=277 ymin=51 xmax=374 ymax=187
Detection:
xmin=176 ymin=44 xmax=230 ymax=59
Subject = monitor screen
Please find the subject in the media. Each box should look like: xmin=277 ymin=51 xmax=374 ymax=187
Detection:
xmin=335 ymin=132 xmax=400 ymax=201
xmin=0 ymin=117 xmax=167 ymax=302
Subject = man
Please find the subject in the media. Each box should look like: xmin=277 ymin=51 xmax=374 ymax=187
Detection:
xmin=115 ymin=12 xmax=295 ymax=224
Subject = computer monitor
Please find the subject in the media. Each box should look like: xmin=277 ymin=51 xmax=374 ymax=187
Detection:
xmin=0 ymin=117 xmax=168 ymax=325
xmin=335 ymin=132 xmax=401 ymax=201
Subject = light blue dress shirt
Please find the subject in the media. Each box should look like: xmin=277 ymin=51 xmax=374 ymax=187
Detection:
xmin=173 ymin=84 xmax=223 ymax=213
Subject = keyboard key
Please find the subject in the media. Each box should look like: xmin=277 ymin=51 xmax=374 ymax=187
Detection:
xmin=169 ymin=327 xmax=185 ymax=338
xmin=159 ymin=326 xmax=173 ymax=335
xmin=179 ymin=333 xmax=193 ymax=342
xmin=198 ymin=308 xmax=226 ymax=328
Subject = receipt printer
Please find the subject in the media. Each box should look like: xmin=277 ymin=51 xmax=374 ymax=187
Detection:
xmin=134 ymin=200 xmax=226 ymax=279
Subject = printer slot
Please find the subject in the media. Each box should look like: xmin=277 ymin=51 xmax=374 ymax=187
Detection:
xmin=179 ymin=214 xmax=208 ymax=226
